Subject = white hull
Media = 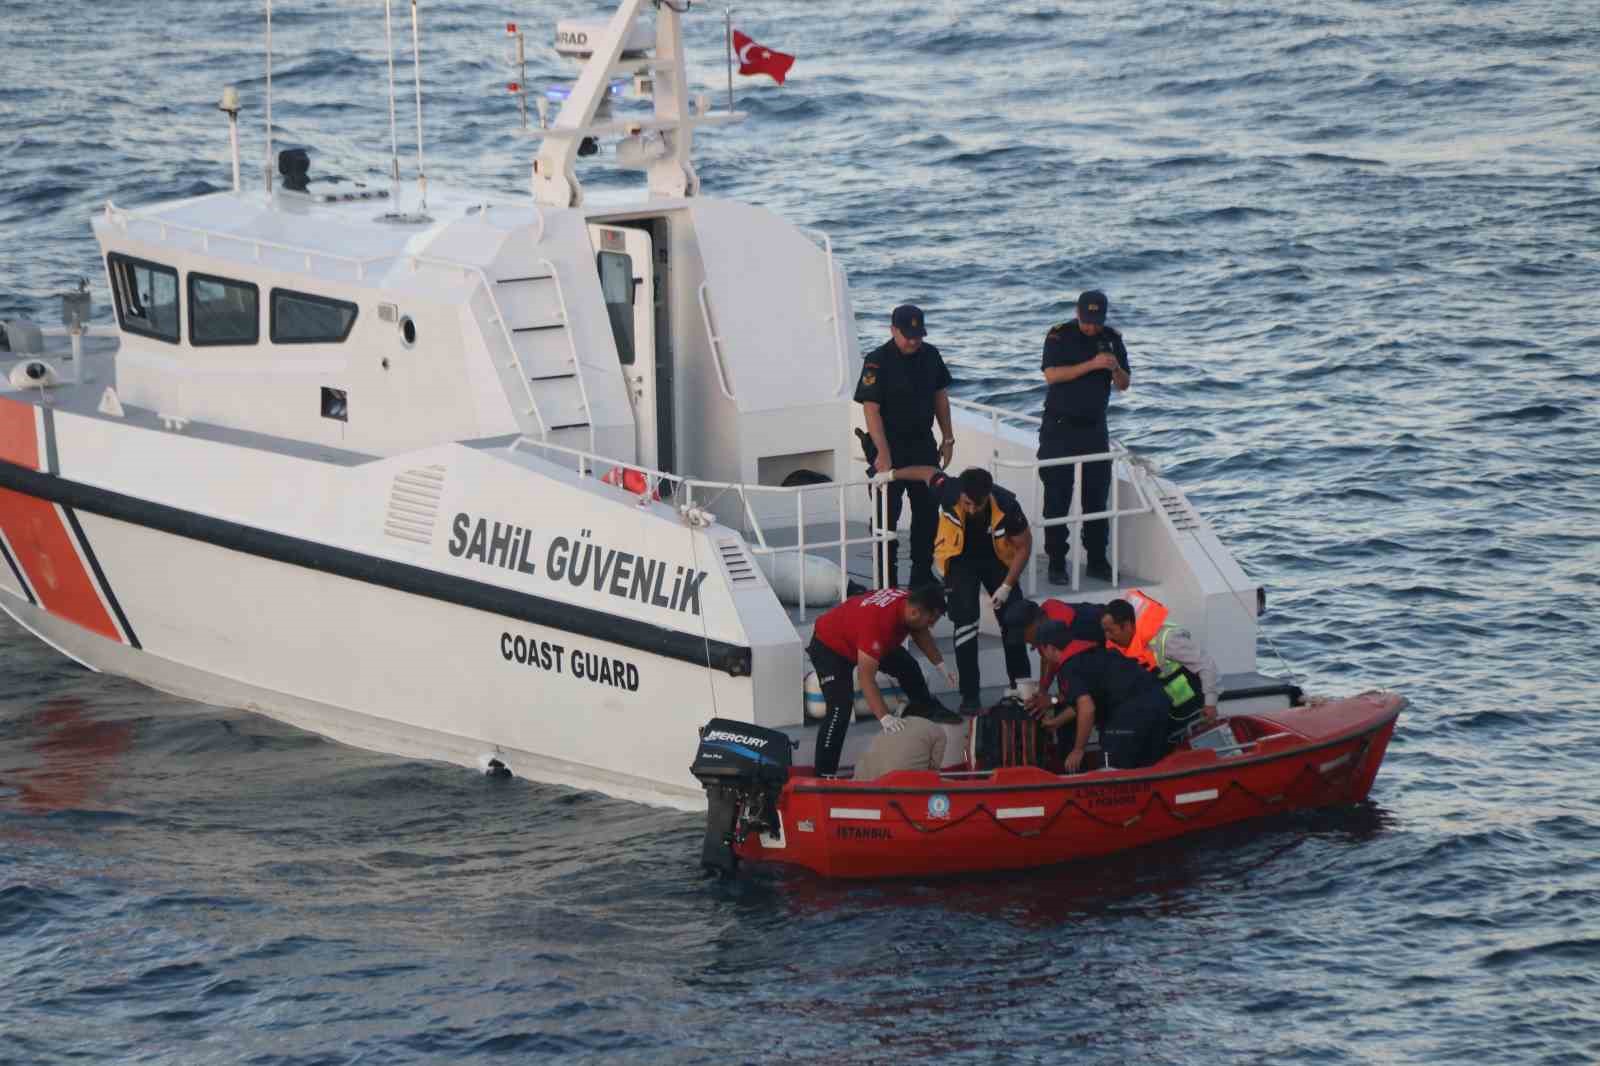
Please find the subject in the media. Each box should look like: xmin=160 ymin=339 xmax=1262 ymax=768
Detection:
xmin=0 ymin=395 xmax=789 ymax=808
xmin=0 ymin=593 xmax=704 ymax=808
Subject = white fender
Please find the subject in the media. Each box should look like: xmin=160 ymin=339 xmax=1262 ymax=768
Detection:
xmin=757 ymin=551 xmax=847 ymax=607
xmin=803 ymin=669 xmax=909 ymax=720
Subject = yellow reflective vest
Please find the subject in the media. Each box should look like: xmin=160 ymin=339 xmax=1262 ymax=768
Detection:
xmin=933 ymin=487 xmax=1025 ymax=574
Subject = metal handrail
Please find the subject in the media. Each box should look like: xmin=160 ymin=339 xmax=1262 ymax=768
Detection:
xmin=507 ymin=434 xmax=894 ymax=620
xmin=695 ymin=282 xmax=737 ymax=400
xmin=103 ymin=197 xmax=545 ymax=281
xmin=993 ymin=447 xmax=1157 ymax=596
xmin=942 ymin=396 xmax=1160 ymax=594
xmin=105 ymin=199 xmax=388 ymax=279
xmin=536 ymin=257 xmax=595 ymax=451
xmin=949 ymin=395 xmax=1044 ymax=431
xmin=800 ymin=227 xmax=848 ymax=397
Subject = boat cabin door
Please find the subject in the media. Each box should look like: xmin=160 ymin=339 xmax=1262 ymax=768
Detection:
xmin=590 ymin=224 xmax=659 ymax=469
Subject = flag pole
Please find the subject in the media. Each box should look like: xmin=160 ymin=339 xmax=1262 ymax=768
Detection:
xmin=725 ymin=8 xmax=734 ymax=113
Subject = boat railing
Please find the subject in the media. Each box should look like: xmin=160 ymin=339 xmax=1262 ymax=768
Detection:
xmin=508 ymin=435 xmax=895 ymax=622
xmin=102 ymin=200 xmax=549 ymax=440
xmin=949 ymin=395 xmax=1044 ymax=437
xmin=946 ymin=397 xmax=1159 ymax=596
xmin=994 ymin=447 xmax=1158 ymax=596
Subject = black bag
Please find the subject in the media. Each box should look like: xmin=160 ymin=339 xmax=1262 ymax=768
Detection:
xmin=966 ymin=698 xmax=1053 ymax=770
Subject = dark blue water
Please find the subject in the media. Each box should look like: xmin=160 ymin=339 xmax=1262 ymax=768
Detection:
xmin=4 ymin=1 xmax=1599 ymax=1062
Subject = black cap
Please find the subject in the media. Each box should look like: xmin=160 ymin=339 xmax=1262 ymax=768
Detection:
xmin=1077 ymin=290 xmax=1108 ymax=326
xmin=1035 ymin=619 xmax=1073 ymax=649
xmin=892 ymin=304 xmax=927 ymax=339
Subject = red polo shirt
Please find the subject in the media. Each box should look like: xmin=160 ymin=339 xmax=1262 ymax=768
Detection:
xmin=814 ymin=588 xmax=912 ymax=662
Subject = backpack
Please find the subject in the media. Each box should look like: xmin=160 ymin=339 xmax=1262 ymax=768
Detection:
xmin=966 ymin=697 xmax=1053 ymax=770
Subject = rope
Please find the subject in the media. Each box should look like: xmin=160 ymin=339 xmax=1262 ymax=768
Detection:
xmin=873 ymin=749 xmax=1369 ymax=842
xmin=685 ymin=518 xmax=722 ymax=718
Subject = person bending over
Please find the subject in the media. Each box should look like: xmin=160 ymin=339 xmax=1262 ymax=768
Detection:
xmin=808 ymin=583 xmax=950 ymax=776
xmin=1033 ymin=622 xmax=1171 ymax=773
xmin=890 ymin=465 xmax=1033 ymax=712
xmin=1000 ymin=596 xmax=1107 ymax=713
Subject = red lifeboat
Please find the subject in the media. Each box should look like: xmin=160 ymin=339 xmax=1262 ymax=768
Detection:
xmin=692 ymin=691 xmax=1403 ymax=880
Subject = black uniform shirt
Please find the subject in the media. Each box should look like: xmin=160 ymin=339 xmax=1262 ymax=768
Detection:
xmin=1062 ymin=602 xmax=1108 ymax=643
xmin=854 ymin=339 xmax=952 ymax=440
xmin=930 ymin=472 xmax=1027 ymax=561
xmin=1060 ymin=646 xmax=1165 ymax=721
xmin=1041 ymin=321 xmax=1130 ymax=420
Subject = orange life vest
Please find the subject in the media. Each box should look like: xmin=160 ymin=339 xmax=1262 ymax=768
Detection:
xmin=1116 ymin=588 xmax=1169 ymax=668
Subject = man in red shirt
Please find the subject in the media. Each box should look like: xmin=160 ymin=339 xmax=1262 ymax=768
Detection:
xmin=809 ymin=583 xmax=950 ymax=776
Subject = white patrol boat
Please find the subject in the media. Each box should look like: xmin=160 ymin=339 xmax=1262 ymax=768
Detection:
xmin=0 ymin=0 xmax=1292 ymax=807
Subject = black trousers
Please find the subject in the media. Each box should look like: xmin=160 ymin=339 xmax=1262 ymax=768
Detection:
xmin=1100 ymin=694 xmax=1172 ymax=770
xmin=943 ymin=554 xmax=1033 ymax=704
xmin=1038 ymin=415 xmax=1111 ymax=567
xmin=880 ymin=433 xmax=938 ymax=588
xmin=809 ymin=638 xmax=934 ymax=776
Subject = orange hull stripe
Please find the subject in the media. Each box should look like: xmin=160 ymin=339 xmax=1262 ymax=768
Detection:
xmin=0 ymin=397 xmax=40 ymax=472
xmin=0 ymin=487 xmax=120 ymax=642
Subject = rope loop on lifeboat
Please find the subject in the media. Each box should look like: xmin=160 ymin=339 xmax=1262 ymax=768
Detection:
xmin=872 ymin=742 xmax=1370 ymax=840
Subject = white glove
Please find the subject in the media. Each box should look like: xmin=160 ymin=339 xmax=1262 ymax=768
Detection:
xmin=990 ymin=582 xmax=1013 ymax=612
xmin=939 ymin=665 xmax=959 ymax=688
xmin=870 ymin=468 xmax=897 ymax=484
xmin=879 ymin=714 xmax=905 ymax=734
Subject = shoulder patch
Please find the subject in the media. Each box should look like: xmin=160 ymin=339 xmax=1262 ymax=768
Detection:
xmin=1046 ymin=321 xmax=1071 ymax=338
xmin=860 ymin=366 xmax=877 ymax=387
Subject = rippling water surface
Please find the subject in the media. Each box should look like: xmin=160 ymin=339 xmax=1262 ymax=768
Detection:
xmin=3 ymin=1 xmax=1599 ymax=1062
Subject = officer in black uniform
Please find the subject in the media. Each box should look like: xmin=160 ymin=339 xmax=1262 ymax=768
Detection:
xmin=1038 ymin=290 xmax=1131 ymax=585
xmin=855 ymin=304 xmax=954 ymax=588
xmin=1034 ymin=628 xmax=1170 ymax=772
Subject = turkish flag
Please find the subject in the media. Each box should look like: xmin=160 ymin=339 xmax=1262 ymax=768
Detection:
xmin=732 ymin=30 xmax=795 ymax=85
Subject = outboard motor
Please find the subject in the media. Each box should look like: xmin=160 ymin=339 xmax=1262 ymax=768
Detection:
xmin=689 ymin=719 xmax=792 ymax=877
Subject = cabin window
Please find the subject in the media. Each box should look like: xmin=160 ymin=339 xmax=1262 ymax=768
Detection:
xmin=188 ymin=273 xmax=260 ymax=346
xmin=597 ymin=251 xmax=635 ymax=365
xmin=270 ymin=289 xmax=359 ymax=344
xmin=107 ymin=254 xmax=180 ymax=344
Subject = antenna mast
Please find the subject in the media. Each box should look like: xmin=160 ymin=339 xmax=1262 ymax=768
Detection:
xmin=410 ymin=0 xmax=428 ymax=214
xmin=264 ymin=0 xmax=275 ymax=200
xmin=384 ymin=0 xmax=402 ymax=208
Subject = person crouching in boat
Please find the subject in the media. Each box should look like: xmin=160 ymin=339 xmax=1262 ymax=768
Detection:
xmin=1033 ymin=620 xmax=1171 ymax=773
xmin=809 ymin=583 xmax=951 ymax=776
xmin=1099 ymin=594 xmax=1220 ymax=743
xmin=999 ymin=597 xmax=1106 ymax=713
